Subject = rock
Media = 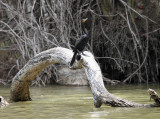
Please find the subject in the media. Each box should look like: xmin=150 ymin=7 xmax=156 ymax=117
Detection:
xmin=54 ymin=65 xmax=89 ymax=86
xmin=0 ymin=96 xmax=9 ymax=107
xmin=54 ymin=65 xmax=120 ymax=86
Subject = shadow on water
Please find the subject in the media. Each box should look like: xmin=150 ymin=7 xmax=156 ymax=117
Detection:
xmin=0 ymin=84 xmax=160 ymax=119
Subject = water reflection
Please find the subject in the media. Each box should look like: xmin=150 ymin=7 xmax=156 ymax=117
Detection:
xmin=0 ymin=84 xmax=160 ymax=119
xmin=89 ymin=109 xmax=109 ymax=119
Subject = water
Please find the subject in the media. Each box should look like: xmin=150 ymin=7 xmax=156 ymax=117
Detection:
xmin=0 ymin=84 xmax=160 ymax=119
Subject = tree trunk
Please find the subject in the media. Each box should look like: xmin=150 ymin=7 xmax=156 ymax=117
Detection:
xmin=10 ymin=47 xmax=82 ymax=101
xmin=10 ymin=47 xmax=160 ymax=107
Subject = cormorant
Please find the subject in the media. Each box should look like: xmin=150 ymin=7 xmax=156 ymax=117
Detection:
xmin=70 ymin=18 xmax=90 ymax=66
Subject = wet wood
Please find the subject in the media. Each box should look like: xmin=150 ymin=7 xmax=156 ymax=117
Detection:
xmin=10 ymin=47 xmax=160 ymax=107
xmin=148 ymin=88 xmax=160 ymax=106
xmin=10 ymin=47 xmax=83 ymax=101
xmin=0 ymin=96 xmax=9 ymax=107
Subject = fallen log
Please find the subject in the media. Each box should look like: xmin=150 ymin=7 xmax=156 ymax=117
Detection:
xmin=10 ymin=47 xmax=82 ymax=101
xmin=10 ymin=47 xmax=160 ymax=107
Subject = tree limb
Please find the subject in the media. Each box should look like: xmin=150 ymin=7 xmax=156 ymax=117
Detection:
xmin=10 ymin=47 xmax=160 ymax=108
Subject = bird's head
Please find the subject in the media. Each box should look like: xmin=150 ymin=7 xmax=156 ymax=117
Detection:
xmin=81 ymin=18 xmax=90 ymax=34
xmin=82 ymin=18 xmax=88 ymax=23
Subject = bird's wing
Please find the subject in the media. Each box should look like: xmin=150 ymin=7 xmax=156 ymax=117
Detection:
xmin=75 ymin=34 xmax=87 ymax=46
xmin=73 ymin=34 xmax=88 ymax=52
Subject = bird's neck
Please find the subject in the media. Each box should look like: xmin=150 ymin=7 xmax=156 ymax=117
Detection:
xmin=86 ymin=30 xmax=91 ymax=37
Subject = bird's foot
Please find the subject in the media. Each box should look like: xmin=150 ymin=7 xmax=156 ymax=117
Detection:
xmin=77 ymin=50 xmax=89 ymax=57
xmin=82 ymin=52 xmax=89 ymax=57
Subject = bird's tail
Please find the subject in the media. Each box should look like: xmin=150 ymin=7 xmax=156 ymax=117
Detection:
xmin=70 ymin=51 xmax=77 ymax=66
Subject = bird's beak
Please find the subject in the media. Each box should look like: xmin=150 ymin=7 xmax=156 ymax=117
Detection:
xmin=82 ymin=18 xmax=88 ymax=23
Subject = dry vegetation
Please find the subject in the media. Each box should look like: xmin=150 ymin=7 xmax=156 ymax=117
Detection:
xmin=0 ymin=0 xmax=160 ymax=85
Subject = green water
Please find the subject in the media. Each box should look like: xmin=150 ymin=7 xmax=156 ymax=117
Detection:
xmin=0 ymin=84 xmax=160 ymax=119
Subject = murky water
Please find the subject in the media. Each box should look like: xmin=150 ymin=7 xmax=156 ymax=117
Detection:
xmin=0 ymin=84 xmax=160 ymax=119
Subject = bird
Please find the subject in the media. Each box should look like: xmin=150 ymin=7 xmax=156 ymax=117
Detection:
xmin=70 ymin=18 xmax=90 ymax=66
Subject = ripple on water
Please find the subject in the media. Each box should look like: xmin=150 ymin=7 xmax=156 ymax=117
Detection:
xmin=0 ymin=84 xmax=160 ymax=119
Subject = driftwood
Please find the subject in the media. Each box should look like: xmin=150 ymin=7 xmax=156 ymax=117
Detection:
xmin=0 ymin=96 xmax=9 ymax=107
xmin=148 ymin=88 xmax=160 ymax=106
xmin=10 ymin=47 xmax=160 ymax=107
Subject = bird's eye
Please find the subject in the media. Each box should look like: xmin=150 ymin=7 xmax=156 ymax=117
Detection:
xmin=0 ymin=98 xmax=1 ymax=102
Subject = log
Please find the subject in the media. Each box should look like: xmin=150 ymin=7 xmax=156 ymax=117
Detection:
xmin=148 ymin=88 xmax=160 ymax=106
xmin=10 ymin=47 xmax=83 ymax=101
xmin=0 ymin=96 xmax=9 ymax=107
xmin=10 ymin=47 xmax=160 ymax=107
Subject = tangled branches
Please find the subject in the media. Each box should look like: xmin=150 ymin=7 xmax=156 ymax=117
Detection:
xmin=94 ymin=0 xmax=160 ymax=83
xmin=0 ymin=0 xmax=160 ymax=84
